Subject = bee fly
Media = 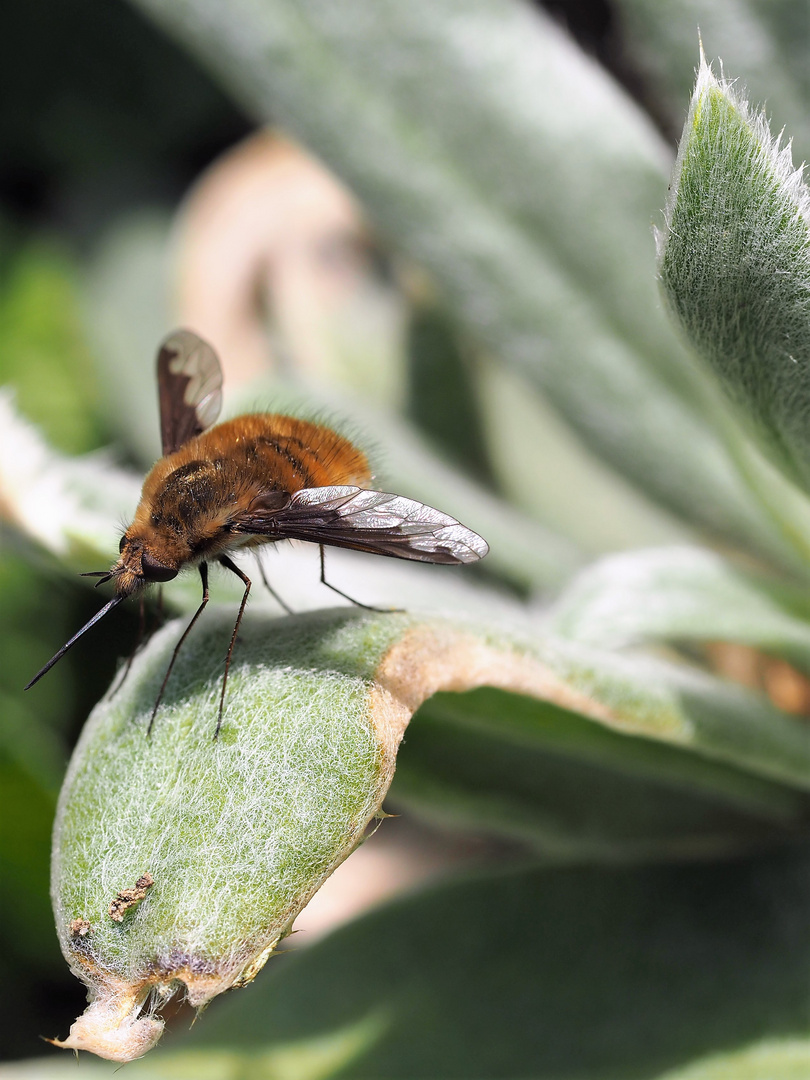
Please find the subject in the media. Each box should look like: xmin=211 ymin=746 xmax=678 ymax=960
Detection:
xmin=25 ymin=330 xmax=489 ymax=737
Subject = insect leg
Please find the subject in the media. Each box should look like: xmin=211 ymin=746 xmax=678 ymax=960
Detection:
xmin=318 ymin=545 xmax=403 ymax=612
xmin=154 ymin=585 xmax=167 ymax=628
xmin=148 ymin=563 xmax=209 ymax=737
xmin=256 ymin=556 xmax=294 ymax=614
xmin=109 ymin=594 xmax=146 ymax=699
xmin=216 ymin=555 xmax=251 ymax=740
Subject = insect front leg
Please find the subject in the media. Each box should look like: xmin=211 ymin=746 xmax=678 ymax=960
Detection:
xmin=110 ymin=594 xmax=146 ymax=699
xmin=148 ymin=563 xmax=210 ymax=736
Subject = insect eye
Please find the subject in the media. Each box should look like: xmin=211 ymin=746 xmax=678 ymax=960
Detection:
xmin=140 ymin=552 xmax=178 ymax=582
xmin=119 ymin=536 xmax=127 ymax=553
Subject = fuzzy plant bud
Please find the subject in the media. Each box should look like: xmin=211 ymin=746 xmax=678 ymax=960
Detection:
xmin=50 ymin=606 xmax=575 ymax=1062
xmin=658 ymin=50 xmax=810 ymax=492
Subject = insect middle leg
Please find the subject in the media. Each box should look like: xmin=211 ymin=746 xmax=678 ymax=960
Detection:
xmin=256 ymin=555 xmax=293 ymax=614
xmin=148 ymin=563 xmax=209 ymax=736
xmin=318 ymin=545 xmax=403 ymax=613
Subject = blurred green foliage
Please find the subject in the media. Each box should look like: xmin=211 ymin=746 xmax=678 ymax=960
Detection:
xmin=0 ymin=238 xmax=102 ymax=454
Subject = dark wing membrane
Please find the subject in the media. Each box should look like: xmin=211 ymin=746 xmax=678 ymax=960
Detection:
xmin=157 ymin=329 xmax=223 ymax=455
xmin=235 ymin=486 xmax=489 ymax=565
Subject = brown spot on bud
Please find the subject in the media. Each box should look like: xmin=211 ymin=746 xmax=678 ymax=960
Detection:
xmin=109 ymin=873 xmax=155 ymax=923
xmin=70 ymin=918 xmax=92 ymax=937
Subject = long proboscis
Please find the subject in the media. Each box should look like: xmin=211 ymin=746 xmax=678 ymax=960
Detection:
xmin=24 ymin=595 xmax=125 ymax=690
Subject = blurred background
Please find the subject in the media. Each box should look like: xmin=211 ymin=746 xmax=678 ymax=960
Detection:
xmin=2 ymin=0 xmax=809 ymax=1070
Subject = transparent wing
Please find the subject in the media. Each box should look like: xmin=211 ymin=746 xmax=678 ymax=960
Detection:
xmin=156 ymin=329 xmax=223 ymax=455
xmin=234 ymin=486 xmax=489 ymax=565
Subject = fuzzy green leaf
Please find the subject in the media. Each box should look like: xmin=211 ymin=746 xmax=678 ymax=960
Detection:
xmin=179 ymin=853 xmax=810 ymax=1079
xmin=0 ymin=392 xmax=141 ymax=570
xmin=659 ymin=54 xmax=810 ymax=492
xmin=395 ymin=686 xmax=809 ymax=857
xmin=656 ymin=1041 xmax=810 ymax=1080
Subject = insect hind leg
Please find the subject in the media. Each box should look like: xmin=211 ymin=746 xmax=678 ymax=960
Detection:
xmin=319 ymin=545 xmax=403 ymax=613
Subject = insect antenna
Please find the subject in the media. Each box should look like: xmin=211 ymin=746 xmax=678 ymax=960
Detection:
xmin=81 ymin=570 xmax=115 ymax=588
xmin=24 ymin=595 xmax=125 ymax=690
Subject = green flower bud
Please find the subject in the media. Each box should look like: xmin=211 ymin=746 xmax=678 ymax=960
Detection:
xmin=52 ymin=610 xmax=403 ymax=1060
xmin=50 ymin=607 xmax=555 ymax=1061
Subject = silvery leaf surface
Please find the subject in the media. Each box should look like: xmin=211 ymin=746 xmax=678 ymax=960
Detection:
xmin=547 ymin=545 xmax=810 ymax=664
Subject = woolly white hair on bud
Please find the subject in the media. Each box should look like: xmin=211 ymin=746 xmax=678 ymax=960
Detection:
xmin=659 ymin=48 xmax=810 ymax=255
xmin=53 ymin=606 xmax=604 ymax=1062
xmin=657 ymin=46 xmax=810 ymax=495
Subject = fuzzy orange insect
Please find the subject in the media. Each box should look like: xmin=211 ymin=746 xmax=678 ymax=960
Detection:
xmin=25 ymin=330 xmax=489 ymax=736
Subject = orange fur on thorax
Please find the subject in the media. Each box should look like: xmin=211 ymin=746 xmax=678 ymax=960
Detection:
xmin=120 ymin=415 xmax=372 ymax=576
xmin=143 ymin=414 xmax=371 ymax=499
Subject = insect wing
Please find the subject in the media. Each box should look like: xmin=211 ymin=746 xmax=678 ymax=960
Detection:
xmin=157 ymin=329 xmax=224 ymax=455
xmin=237 ymin=485 xmax=489 ymax=565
